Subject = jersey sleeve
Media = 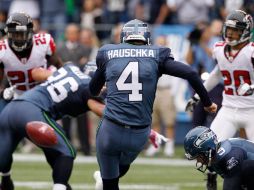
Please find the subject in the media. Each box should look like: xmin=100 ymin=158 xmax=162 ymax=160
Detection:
xmin=160 ymin=57 xmax=212 ymax=107
xmin=46 ymin=33 xmax=56 ymax=56
xmin=89 ymin=49 xmax=106 ymax=96
xmin=158 ymin=47 xmax=174 ymax=66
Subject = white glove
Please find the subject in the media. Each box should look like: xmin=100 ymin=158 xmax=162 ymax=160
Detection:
xmin=149 ymin=129 xmax=168 ymax=148
xmin=185 ymin=97 xmax=199 ymax=112
xmin=237 ymin=83 xmax=254 ymax=96
xmin=3 ymin=85 xmax=16 ymax=100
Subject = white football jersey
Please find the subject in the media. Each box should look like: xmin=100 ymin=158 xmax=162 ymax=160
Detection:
xmin=213 ymin=41 xmax=254 ymax=108
xmin=0 ymin=33 xmax=56 ymax=98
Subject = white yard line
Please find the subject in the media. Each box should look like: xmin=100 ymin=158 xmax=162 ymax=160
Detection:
xmin=13 ymin=153 xmax=195 ymax=166
xmin=14 ymin=181 xmax=203 ymax=190
xmin=12 ymin=153 xmax=200 ymax=190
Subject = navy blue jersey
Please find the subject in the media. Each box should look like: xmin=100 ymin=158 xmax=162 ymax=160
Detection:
xmin=210 ymin=138 xmax=254 ymax=178
xmin=90 ymin=43 xmax=212 ymax=126
xmin=16 ymin=64 xmax=92 ymax=119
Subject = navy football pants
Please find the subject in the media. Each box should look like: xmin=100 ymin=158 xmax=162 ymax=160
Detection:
xmin=0 ymin=100 xmax=76 ymax=173
xmin=96 ymin=117 xmax=150 ymax=179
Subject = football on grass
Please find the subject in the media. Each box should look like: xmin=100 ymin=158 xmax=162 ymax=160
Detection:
xmin=26 ymin=121 xmax=58 ymax=147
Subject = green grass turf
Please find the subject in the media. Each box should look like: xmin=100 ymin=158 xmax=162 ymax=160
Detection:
xmin=11 ymin=153 xmax=223 ymax=190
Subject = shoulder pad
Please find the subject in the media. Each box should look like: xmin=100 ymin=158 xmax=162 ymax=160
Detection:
xmin=159 ymin=46 xmax=174 ymax=60
xmin=33 ymin=33 xmax=52 ymax=45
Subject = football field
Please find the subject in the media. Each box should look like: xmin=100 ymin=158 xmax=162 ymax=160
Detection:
xmin=11 ymin=153 xmax=223 ymax=190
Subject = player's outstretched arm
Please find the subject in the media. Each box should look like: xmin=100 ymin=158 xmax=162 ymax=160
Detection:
xmin=87 ymin=99 xmax=105 ymax=117
xmin=162 ymin=59 xmax=217 ymax=112
xmin=31 ymin=67 xmax=53 ymax=82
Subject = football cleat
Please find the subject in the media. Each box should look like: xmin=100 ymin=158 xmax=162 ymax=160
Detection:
xmin=93 ymin=170 xmax=103 ymax=190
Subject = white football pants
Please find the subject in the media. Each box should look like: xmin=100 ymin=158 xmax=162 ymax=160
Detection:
xmin=211 ymin=106 xmax=254 ymax=142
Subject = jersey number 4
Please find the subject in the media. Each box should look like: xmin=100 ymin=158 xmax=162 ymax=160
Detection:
xmin=116 ymin=61 xmax=143 ymax=101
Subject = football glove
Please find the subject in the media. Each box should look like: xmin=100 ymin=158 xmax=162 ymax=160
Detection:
xmin=185 ymin=96 xmax=199 ymax=112
xmin=3 ymin=85 xmax=16 ymax=101
xmin=237 ymin=83 xmax=254 ymax=96
xmin=149 ymin=129 xmax=168 ymax=148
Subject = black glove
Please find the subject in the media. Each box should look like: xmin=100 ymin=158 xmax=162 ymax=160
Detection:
xmin=185 ymin=97 xmax=199 ymax=112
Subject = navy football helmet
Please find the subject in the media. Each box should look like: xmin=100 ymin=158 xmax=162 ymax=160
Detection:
xmin=5 ymin=12 xmax=34 ymax=52
xmin=184 ymin=126 xmax=218 ymax=172
xmin=223 ymin=10 xmax=253 ymax=46
xmin=120 ymin=19 xmax=151 ymax=45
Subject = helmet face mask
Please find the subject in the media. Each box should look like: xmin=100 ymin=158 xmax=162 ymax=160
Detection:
xmin=120 ymin=19 xmax=151 ymax=45
xmin=5 ymin=12 xmax=33 ymax=52
xmin=223 ymin=10 xmax=253 ymax=46
xmin=184 ymin=126 xmax=218 ymax=173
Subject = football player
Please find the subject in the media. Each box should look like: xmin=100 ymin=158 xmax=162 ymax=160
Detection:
xmin=0 ymin=12 xmax=62 ymax=105
xmin=185 ymin=10 xmax=254 ymax=190
xmin=0 ymin=63 xmax=102 ymax=190
xmin=184 ymin=126 xmax=254 ymax=190
xmin=89 ymin=19 xmax=217 ymax=190
xmin=0 ymin=62 xmax=168 ymax=190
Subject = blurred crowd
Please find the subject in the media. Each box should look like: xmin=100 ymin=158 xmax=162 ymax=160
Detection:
xmin=1 ymin=0 xmax=254 ymax=43
xmin=0 ymin=0 xmax=253 ymax=157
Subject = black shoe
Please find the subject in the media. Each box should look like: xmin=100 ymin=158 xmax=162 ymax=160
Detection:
xmin=1 ymin=176 xmax=14 ymax=190
xmin=206 ymin=172 xmax=217 ymax=190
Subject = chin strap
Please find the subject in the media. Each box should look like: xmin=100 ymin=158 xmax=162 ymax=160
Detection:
xmin=196 ymin=149 xmax=213 ymax=173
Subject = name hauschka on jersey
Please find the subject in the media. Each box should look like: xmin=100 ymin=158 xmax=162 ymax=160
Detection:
xmin=107 ymin=49 xmax=155 ymax=59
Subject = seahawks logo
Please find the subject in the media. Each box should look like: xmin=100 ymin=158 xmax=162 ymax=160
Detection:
xmin=194 ymin=131 xmax=214 ymax=148
xmin=226 ymin=157 xmax=238 ymax=170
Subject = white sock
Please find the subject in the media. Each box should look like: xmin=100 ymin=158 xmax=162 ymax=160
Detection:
xmin=53 ymin=184 xmax=66 ymax=190
xmin=1 ymin=171 xmax=11 ymax=176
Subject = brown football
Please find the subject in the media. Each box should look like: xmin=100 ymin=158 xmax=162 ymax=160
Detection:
xmin=26 ymin=121 xmax=58 ymax=147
